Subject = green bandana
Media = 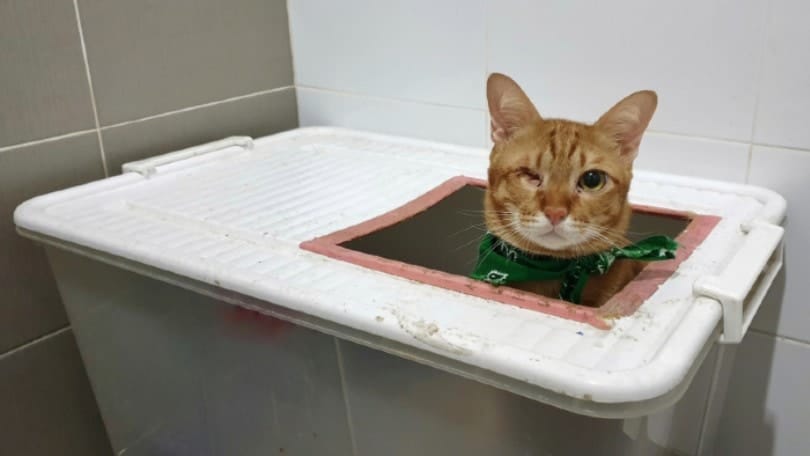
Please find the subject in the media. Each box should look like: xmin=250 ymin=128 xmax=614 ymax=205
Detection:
xmin=470 ymin=233 xmax=678 ymax=304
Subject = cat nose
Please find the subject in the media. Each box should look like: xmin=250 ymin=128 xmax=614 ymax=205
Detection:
xmin=544 ymin=207 xmax=568 ymax=226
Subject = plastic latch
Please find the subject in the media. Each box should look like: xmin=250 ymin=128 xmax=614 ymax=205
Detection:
xmin=122 ymin=136 xmax=254 ymax=177
xmin=693 ymin=221 xmax=784 ymax=344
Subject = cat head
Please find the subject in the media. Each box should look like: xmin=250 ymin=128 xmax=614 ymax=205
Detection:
xmin=484 ymin=73 xmax=657 ymax=258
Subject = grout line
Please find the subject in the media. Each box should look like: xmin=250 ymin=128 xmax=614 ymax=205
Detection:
xmin=295 ymin=85 xmax=810 ymax=153
xmin=0 ymin=129 xmax=98 ymax=154
xmin=744 ymin=144 xmax=754 ymax=183
xmin=648 ymin=130 xmax=810 ymax=153
xmin=3 ymin=85 xmax=810 ymax=157
xmin=296 ymin=84 xmax=486 ymax=112
xmin=748 ymin=0 xmax=773 ymax=147
xmin=284 ymin=0 xmax=303 ymax=127
xmin=0 ymin=326 xmax=71 ymax=361
xmin=740 ymin=0 xmax=772 ymax=189
xmin=100 ymin=85 xmax=295 ymax=131
xmin=645 ymin=129 xmax=752 ymax=146
xmin=285 ymin=0 xmax=299 ymax=87
xmin=297 ymin=84 xmax=753 ymax=146
xmin=740 ymin=141 xmax=810 ymax=154
xmin=749 ymin=328 xmax=810 ymax=348
xmin=72 ymin=0 xmax=108 ymax=177
xmin=482 ymin=1 xmax=491 ymax=146
xmin=334 ymin=339 xmax=360 ymax=456
xmin=0 ymin=87 xmax=295 ymax=154
xmin=483 ymin=0 xmax=490 ymax=78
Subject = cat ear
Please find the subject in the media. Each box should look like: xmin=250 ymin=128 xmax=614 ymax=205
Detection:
xmin=595 ymin=90 xmax=657 ymax=163
xmin=487 ymin=73 xmax=542 ymax=143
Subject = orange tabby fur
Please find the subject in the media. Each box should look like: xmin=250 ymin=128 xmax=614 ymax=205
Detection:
xmin=484 ymin=73 xmax=657 ymax=306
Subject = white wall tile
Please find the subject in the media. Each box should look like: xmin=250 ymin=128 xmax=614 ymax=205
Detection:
xmin=715 ymin=332 xmax=810 ymax=456
xmin=297 ymin=88 xmax=487 ymax=148
xmin=634 ymin=133 xmax=750 ymax=182
xmin=487 ymin=0 xmax=767 ymax=141
xmin=752 ymin=0 xmax=810 ymax=149
xmin=748 ymin=146 xmax=810 ymax=342
xmin=289 ymin=0 xmax=486 ymax=109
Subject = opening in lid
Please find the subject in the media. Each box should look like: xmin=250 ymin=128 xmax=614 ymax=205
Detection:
xmin=301 ymin=177 xmax=720 ymax=328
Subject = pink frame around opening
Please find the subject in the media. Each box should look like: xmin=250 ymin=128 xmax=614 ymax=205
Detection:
xmin=300 ymin=176 xmax=721 ymax=329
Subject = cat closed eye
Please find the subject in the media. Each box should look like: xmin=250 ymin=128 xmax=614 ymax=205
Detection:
xmin=518 ymin=168 xmax=542 ymax=186
xmin=578 ymin=170 xmax=607 ymax=191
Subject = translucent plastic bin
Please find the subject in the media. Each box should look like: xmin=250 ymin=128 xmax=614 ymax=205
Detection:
xmin=15 ymin=128 xmax=785 ymax=455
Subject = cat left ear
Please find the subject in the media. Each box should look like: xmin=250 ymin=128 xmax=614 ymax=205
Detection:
xmin=595 ymin=90 xmax=657 ymax=163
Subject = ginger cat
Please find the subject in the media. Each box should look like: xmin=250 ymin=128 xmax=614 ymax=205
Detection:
xmin=483 ymin=73 xmax=657 ymax=306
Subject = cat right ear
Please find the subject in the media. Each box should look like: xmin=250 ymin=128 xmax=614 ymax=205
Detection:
xmin=487 ymin=73 xmax=542 ymax=143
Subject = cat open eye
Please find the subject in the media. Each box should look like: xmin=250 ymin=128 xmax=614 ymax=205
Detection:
xmin=518 ymin=167 xmax=542 ymax=186
xmin=578 ymin=170 xmax=607 ymax=191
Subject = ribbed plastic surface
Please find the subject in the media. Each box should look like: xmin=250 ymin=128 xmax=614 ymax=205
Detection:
xmin=14 ymin=127 xmax=784 ymax=404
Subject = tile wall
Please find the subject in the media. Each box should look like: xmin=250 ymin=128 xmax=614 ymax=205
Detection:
xmin=289 ymin=1 xmax=810 ymax=454
xmin=0 ymin=1 xmax=297 ymax=454
xmin=3 ymin=1 xmax=808 ymax=453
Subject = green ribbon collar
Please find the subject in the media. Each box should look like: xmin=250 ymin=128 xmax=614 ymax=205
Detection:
xmin=470 ymin=233 xmax=678 ymax=304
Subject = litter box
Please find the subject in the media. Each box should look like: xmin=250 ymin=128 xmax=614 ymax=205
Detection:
xmin=14 ymin=128 xmax=785 ymax=455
